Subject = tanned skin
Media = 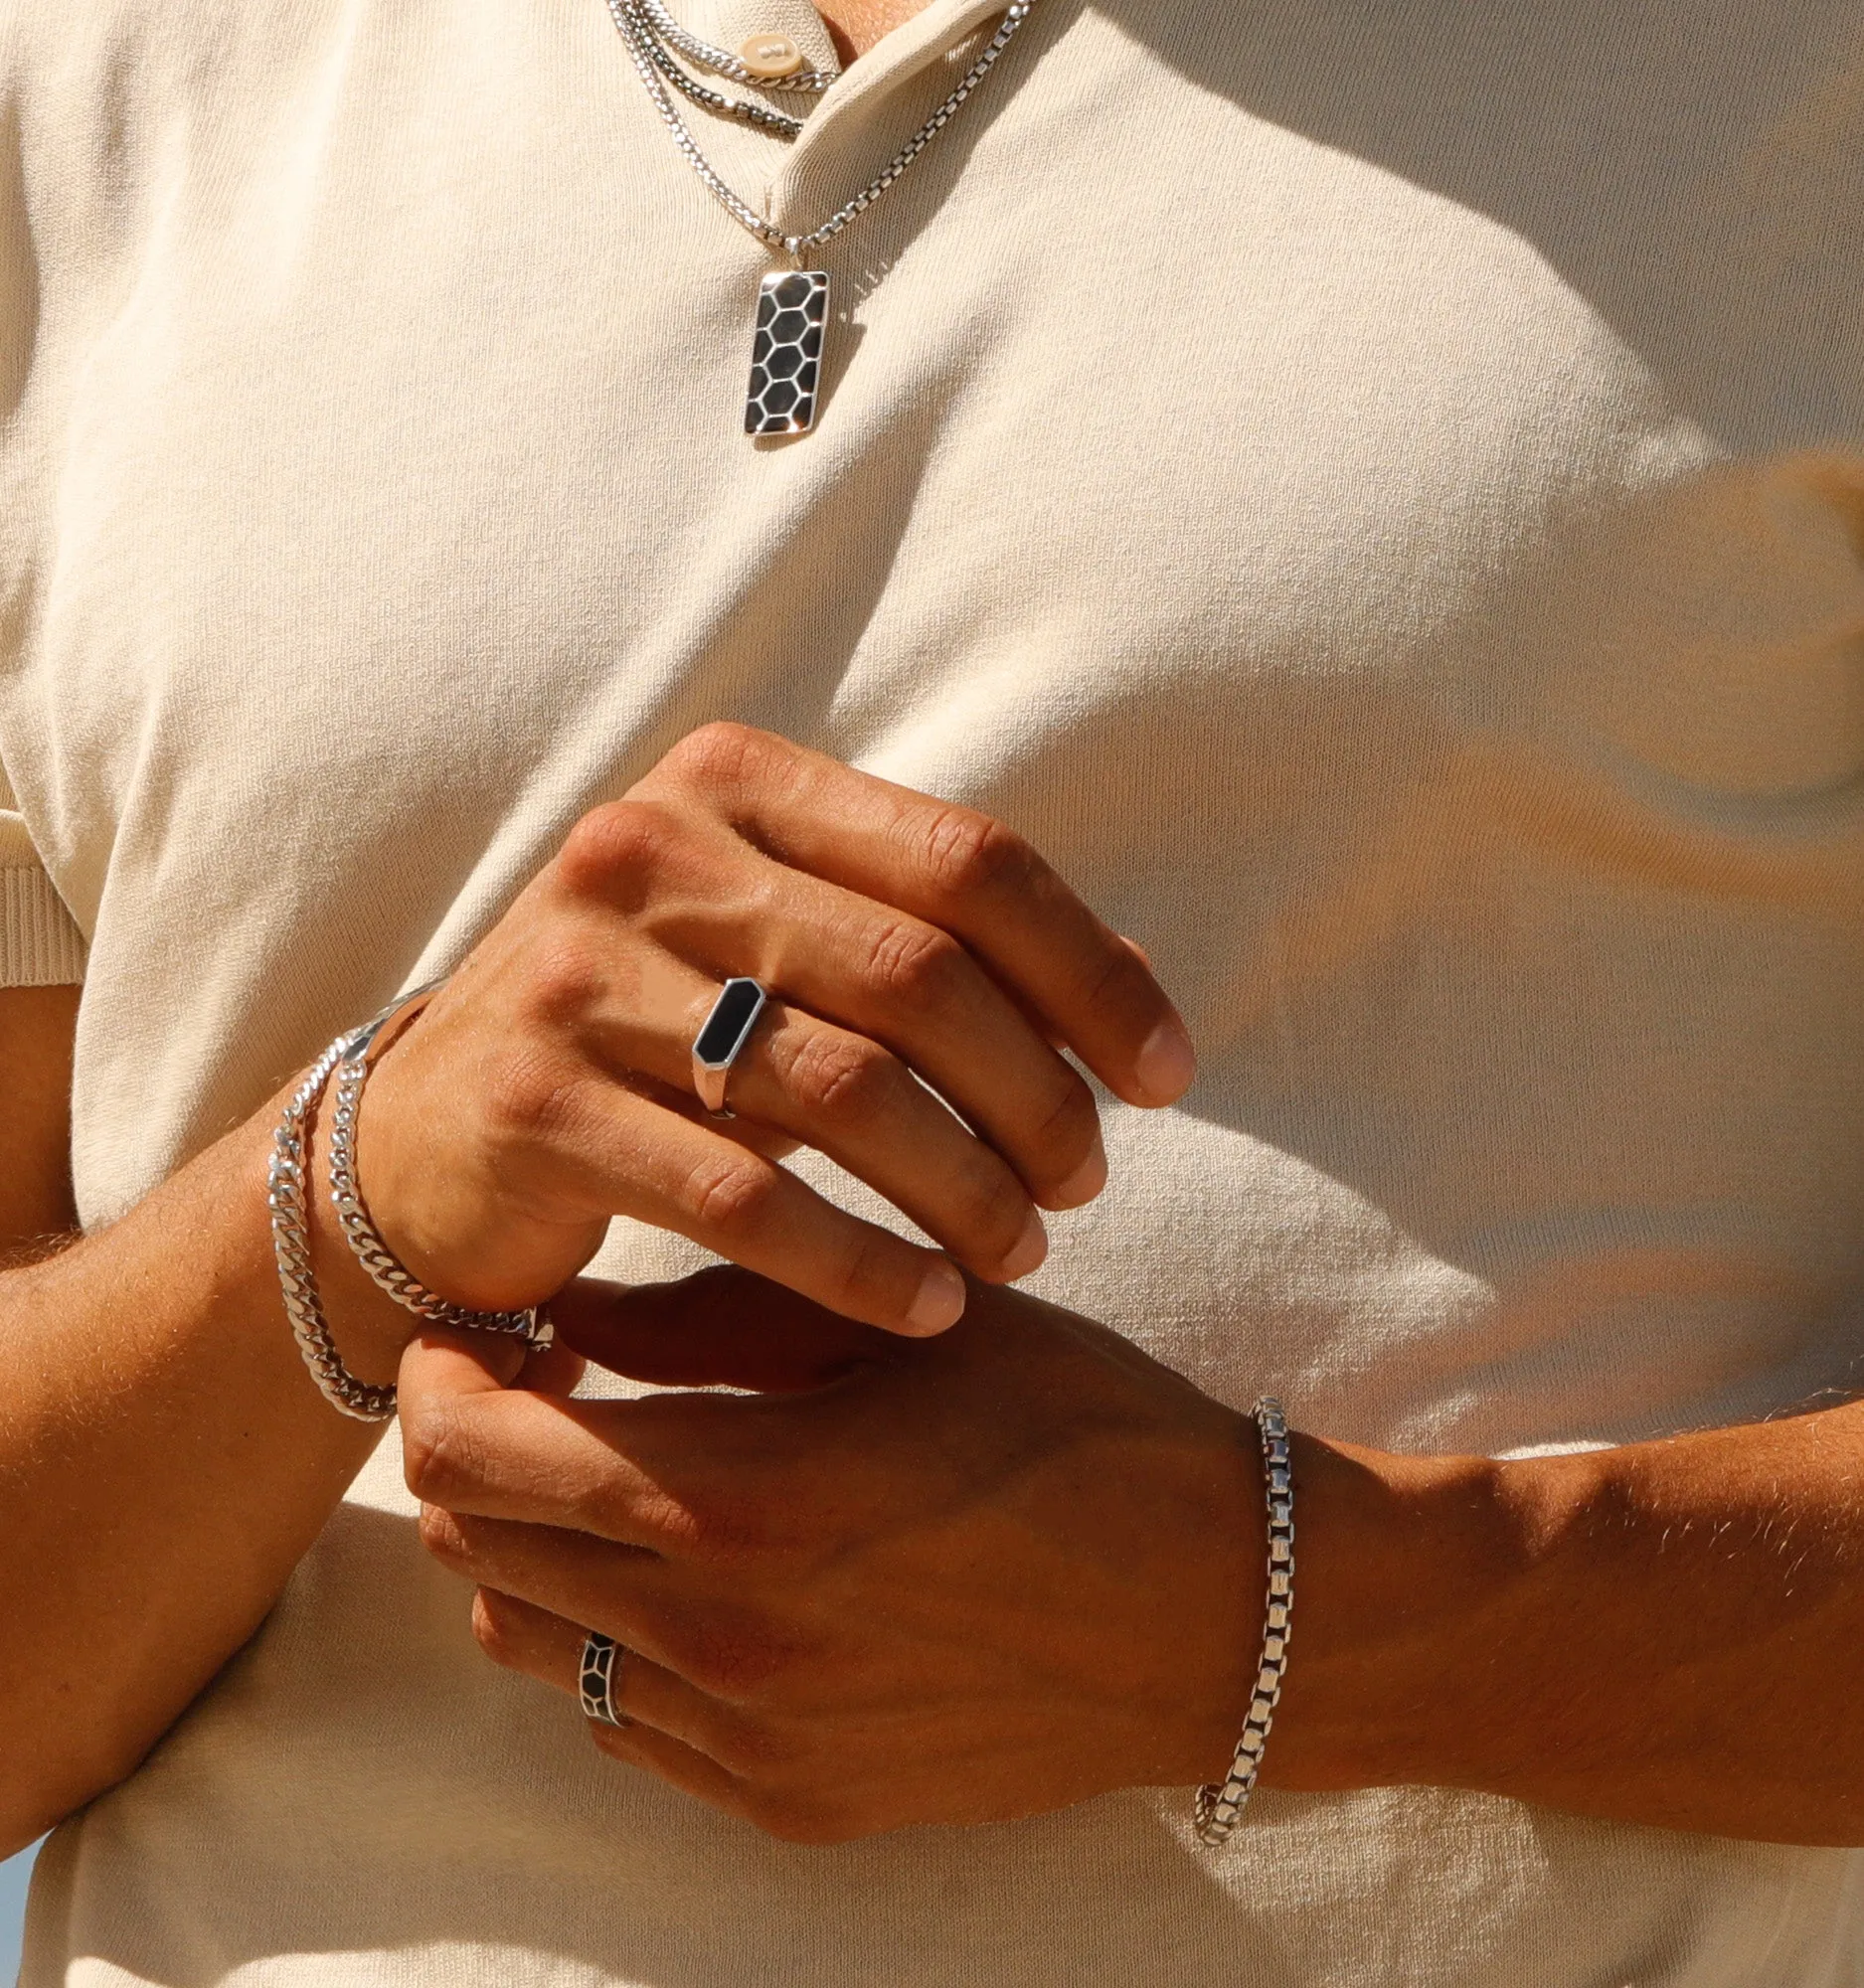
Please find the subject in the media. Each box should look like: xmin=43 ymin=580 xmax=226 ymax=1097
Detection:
xmin=3 ymin=725 xmax=1860 ymax=1858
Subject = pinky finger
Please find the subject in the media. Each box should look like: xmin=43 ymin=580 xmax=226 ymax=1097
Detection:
xmin=589 ymin=1712 xmax=750 ymax=1819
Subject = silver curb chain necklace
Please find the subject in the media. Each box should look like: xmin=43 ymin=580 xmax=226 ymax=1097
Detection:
xmin=600 ymin=0 xmax=1037 ymax=435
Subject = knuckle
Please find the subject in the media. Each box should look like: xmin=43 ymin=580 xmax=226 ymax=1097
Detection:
xmin=863 ymin=916 xmax=968 ymax=1013
xmin=684 ymin=1154 xmax=780 ymax=1236
xmin=659 ymin=720 xmax=775 ymax=795
xmin=556 ymin=799 xmax=688 ymax=900
xmin=607 ymin=1480 xmax=709 ymax=1557
xmin=415 ymin=1503 xmax=463 ymax=1561
xmin=920 ymin=806 xmax=1035 ymax=904
xmin=518 ymin=934 xmax=608 ymax=1033
xmin=402 ymin=1399 xmax=473 ymax=1504
xmin=469 ymin=1588 xmax=525 ymax=1670
xmin=1030 ymin=1074 xmax=1101 ymax=1174
xmin=656 ymin=1488 xmax=764 ymax=1569
xmin=783 ymin=1029 xmax=904 ymax=1128
xmin=952 ymin=1160 xmax=1032 ymax=1258
xmin=1079 ymin=941 xmax=1154 ymax=1025
xmin=831 ymin=1224 xmax=920 ymax=1320
xmin=482 ymin=1044 xmax=588 ymax=1150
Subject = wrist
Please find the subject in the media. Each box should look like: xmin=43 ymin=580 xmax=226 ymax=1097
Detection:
xmin=204 ymin=1091 xmax=424 ymax=1400
xmin=1259 ymin=1432 xmax=1524 ymax=1794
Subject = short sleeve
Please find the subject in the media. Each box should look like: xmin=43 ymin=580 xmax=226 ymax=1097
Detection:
xmin=0 ymin=64 xmax=83 ymax=991
xmin=1 ymin=797 xmax=85 ymax=987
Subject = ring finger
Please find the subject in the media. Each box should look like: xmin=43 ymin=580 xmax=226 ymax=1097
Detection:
xmin=589 ymin=955 xmax=1048 ymax=1285
xmin=472 ymin=1585 xmax=753 ymax=1776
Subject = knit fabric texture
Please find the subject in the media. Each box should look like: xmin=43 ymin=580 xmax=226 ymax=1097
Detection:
xmin=4 ymin=0 xmax=1863 ymax=1981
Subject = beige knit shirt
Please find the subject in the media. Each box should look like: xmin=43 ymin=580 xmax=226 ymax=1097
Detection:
xmin=5 ymin=0 xmax=1864 ymax=1981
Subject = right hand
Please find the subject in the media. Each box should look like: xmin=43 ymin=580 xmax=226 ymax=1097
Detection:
xmin=351 ymin=724 xmax=1196 ymax=1337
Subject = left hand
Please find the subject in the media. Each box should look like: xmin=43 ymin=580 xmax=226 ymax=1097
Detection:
xmin=403 ymin=1268 xmax=1264 ymax=1843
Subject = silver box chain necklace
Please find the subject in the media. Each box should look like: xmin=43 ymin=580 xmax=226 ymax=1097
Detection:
xmin=600 ymin=0 xmax=1037 ymax=435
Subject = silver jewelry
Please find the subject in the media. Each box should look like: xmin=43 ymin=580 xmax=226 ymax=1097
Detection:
xmin=635 ymin=0 xmax=834 ymax=92
xmin=690 ymin=975 xmax=769 ymax=1118
xmin=599 ymin=0 xmax=1038 ymax=435
xmin=268 ymin=1024 xmax=401 ymax=1422
xmin=329 ymin=986 xmax=545 ymax=1345
xmin=634 ymin=26 xmax=810 ymax=140
xmin=268 ymin=986 xmax=547 ymax=1421
xmin=1194 ymin=1397 xmax=1294 ymax=1847
xmin=579 ymin=1630 xmax=630 ymax=1727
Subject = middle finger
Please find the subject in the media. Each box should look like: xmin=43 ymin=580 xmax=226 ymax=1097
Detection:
xmin=603 ymin=845 xmax=1107 ymax=1213
xmin=421 ymin=1505 xmax=819 ymax=1720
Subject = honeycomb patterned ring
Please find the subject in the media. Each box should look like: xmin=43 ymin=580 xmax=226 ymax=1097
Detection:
xmin=579 ymin=1631 xmax=630 ymax=1727
xmin=746 ymin=268 xmax=829 ymax=435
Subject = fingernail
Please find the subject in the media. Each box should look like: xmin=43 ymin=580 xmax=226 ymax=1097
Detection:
xmin=1135 ymin=1018 xmax=1197 ymax=1104
xmin=905 ymin=1257 xmax=967 ymax=1335
xmin=999 ymin=1206 xmax=1049 ymax=1279
xmin=1052 ymin=1139 xmax=1107 ymax=1208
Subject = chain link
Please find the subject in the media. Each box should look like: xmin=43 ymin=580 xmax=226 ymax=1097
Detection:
xmin=328 ymin=1054 xmax=544 ymax=1342
xmin=268 ymin=1036 xmax=399 ymax=1422
xmin=269 ymin=988 xmax=548 ymax=1423
xmin=1193 ymin=1398 xmax=1295 ymax=1846
xmin=602 ymin=0 xmax=1036 ymax=257
xmin=636 ymin=21 xmax=809 ymax=139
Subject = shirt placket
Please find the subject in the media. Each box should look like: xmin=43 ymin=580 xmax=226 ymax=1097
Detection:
xmin=676 ymin=0 xmax=1010 ymax=243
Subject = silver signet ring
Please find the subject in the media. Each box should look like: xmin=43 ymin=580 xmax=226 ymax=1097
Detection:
xmin=579 ymin=1630 xmax=629 ymax=1728
xmin=690 ymin=977 xmax=769 ymax=1120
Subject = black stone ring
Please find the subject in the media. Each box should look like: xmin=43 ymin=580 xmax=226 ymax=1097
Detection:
xmin=690 ymin=976 xmax=770 ymax=1120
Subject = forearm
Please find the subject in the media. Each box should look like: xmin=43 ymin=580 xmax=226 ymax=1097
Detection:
xmin=1276 ymin=1404 xmax=1864 ymax=1844
xmin=0 ymin=1097 xmax=417 ymax=1853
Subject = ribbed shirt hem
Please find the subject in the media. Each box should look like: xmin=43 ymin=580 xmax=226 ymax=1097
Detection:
xmin=2 ymin=866 xmax=87 ymax=985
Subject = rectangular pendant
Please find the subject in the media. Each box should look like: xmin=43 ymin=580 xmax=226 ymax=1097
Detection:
xmin=746 ymin=268 xmax=829 ymax=437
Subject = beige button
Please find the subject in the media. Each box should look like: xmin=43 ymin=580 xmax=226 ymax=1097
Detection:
xmin=738 ymin=32 xmax=804 ymax=78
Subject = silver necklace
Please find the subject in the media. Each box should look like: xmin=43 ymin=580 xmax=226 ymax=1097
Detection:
xmin=635 ymin=0 xmax=837 ymax=92
xmin=601 ymin=0 xmax=1037 ymax=435
xmin=625 ymin=0 xmax=824 ymax=143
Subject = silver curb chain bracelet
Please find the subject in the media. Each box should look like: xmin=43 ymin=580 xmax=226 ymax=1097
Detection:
xmin=267 ymin=1032 xmax=401 ymax=1422
xmin=267 ymin=982 xmax=546 ymax=1422
xmin=1194 ymin=1397 xmax=1295 ymax=1847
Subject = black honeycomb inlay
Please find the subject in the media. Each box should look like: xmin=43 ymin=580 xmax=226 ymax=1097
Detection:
xmin=746 ymin=269 xmax=829 ymax=436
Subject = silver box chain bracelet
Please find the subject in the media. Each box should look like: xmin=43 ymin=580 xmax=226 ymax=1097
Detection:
xmin=1194 ymin=1396 xmax=1294 ymax=1847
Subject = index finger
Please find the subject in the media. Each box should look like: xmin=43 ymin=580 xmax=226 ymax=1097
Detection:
xmin=641 ymin=725 xmax=1197 ymax=1107
xmin=396 ymin=1325 xmax=781 ymax=1552
xmin=397 ymin=1328 xmax=653 ymax=1538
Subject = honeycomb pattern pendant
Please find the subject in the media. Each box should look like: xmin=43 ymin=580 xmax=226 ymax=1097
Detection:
xmin=746 ymin=267 xmax=829 ymax=435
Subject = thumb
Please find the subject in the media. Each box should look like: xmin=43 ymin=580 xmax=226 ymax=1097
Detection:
xmin=397 ymin=1322 xmax=531 ymax=1407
